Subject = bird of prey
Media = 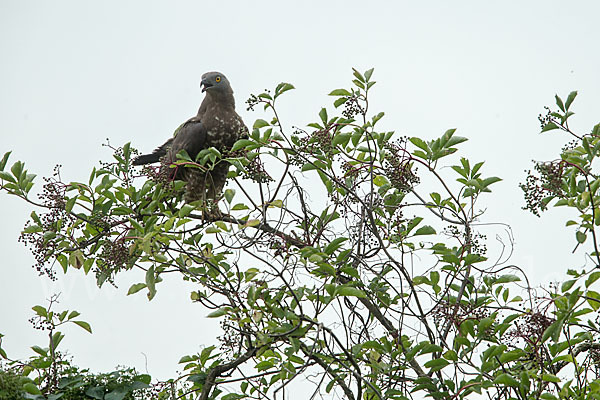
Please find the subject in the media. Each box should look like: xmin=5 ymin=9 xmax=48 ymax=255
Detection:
xmin=133 ymin=72 xmax=248 ymax=203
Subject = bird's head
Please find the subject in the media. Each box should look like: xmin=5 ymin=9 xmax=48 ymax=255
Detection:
xmin=201 ymin=72 xmax=232 ymax=94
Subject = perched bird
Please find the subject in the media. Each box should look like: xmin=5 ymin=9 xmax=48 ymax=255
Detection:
xmin=133 ymin=72 xmax=248 ymax=203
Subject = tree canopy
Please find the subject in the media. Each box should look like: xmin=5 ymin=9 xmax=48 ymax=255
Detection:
xmin=2 ymin=68 xmax=600 ymax=400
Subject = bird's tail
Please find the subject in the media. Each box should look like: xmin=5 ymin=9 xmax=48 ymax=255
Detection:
xmin=132 ymin=153 xmax=163 ymax=165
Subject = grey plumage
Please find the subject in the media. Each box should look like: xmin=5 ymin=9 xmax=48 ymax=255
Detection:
xmin=134 ymin=72 xmax=247 ymax=203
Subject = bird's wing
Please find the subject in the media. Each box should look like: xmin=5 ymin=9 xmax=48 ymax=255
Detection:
xmin=133 ymin=118 xmax=207 ymax=166
xmin=166 ymin=117 xmax=207 ymax=163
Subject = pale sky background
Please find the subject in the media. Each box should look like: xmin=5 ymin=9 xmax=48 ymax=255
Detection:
xmin=1 ymin=0 xmax=599 ymax=386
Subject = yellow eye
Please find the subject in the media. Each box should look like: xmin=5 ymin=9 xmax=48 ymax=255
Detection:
xmin=215 ymin=76 xmax=221 ymax=82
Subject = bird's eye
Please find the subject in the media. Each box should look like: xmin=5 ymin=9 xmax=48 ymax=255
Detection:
xmin=215 ymin=76 xmax=221 ymax=83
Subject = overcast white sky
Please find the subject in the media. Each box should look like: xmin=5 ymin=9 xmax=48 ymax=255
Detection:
xmin=1 ymin=0 xmax=599 ymax=384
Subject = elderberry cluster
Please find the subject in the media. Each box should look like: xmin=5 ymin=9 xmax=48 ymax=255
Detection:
xmin=342 ymin=161 xmax=360 ymax=180
xmin=538 ymin=106 xmax=556 ymax=130
xmin=96 ymin=239 xmax=130 ymax=276
xmin=19 ymin=167 xmax=74 ymax=280
xmin=29 ymin=314 xmax=53 ymax=331
xmin=243 ymin=156 xmax=273 ymax=183
xmin=342 ymin=95 xmax=364 ymax=119
xmin=431 ymin=300 xmax=491 ymax=330
xmin=504 ymin=310 xmax=554 ymax=346
xmin=245 ymin=90 xmax=272 ymax=112
xmin=383 ymin=139 xmax=419 ymax=193
xmin=520 ymin=161 xmax=565 ymax=217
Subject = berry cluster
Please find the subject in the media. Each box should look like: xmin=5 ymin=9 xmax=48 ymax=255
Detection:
xmin=244 ymin=156 xmax=273 ymax=183
xmin=96 ymin=239 xmax=130 ymax=277
xmin=431 ymin=299 xmax=491 ymax=332
xmin=19 ymin=167 xmax=74 ymax=280
xmin=383 ymin=139 xmax=420 ymax=193
xmin=342 ymin=95 xmax=364 ymax=119
xmin=341 ymin=161 xmax=361 ymax=180
xmin=245 ymin=89 xmax=271 ymax=112
xmin=520 ymin=161 xmax=565 ymax=217
xmin=504 ymin=309 xmax=554 ymax=347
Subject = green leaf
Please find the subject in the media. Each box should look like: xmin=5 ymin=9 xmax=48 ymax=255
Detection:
xmin=352 ymin=68 xmax=365 ymax=83
xmin=565 ymin=91 xmax=578 ymax=110
xmin=541 ymin=373 xmax=561 ymax=383
xmin=73 ymin=320 xmax=92 ymax=333
xmin=86 ymin=386 xmax=105 ymax=399
xmin=541 ymin=122 xmax=559 ymax=133
xmin=268 ymin=199 xmax=283 ymax=208
xmin=275 ymin=82 xmax=295 ymax=98
xmin=561 ymin=279 xmax=576 ymax=292
xmin=373 ymin=175 xmax=389 ymax=187
xmin=495 ymin=275 xmax=520 ymax=284
xmin=231 ymin=139 xmax=255 ymax=151
xmin=32 ymin=305 xmax=47 ymax=317
xmin=555 ymin=95 xmax=565 ymax=112
xmin=333 ymin=97 xmax=348 ymax=108
xmin=410 ymin=137 xmax=429 ymax=152
xmin=336 ymin=286 xmax=366 ymax=298
xmin=31 ymin=345 xmax=48 ymax=357
xmin=586 ymin=290 xmax=600 ymax=310
xmin=245 ymin=219 xmax=260 ymax=227
xmin=207 ymin=307 xmax=228 ymax=318
xmin=324 ymin=237 xmax=347 ymax=255
xmin=319 ymin=108 xmax=328 ymax=124
xmin=493 ymin=373 xmax=519 ymax=387
xmin=332 ymin=132 xmax=351 ymax=147
xmin=127 ymin=283 xmax=147 ymax=295
xmin=329 ymin=89 xmax=351 ymax=96
xmin=0 ymin=171 xmax=15 ymax=183
xmin=253 ymin=119 xmax=270 ymax=129
xmin=576 ymin=231 xmax=586 ymax=243
xmin=23 ymin=383 xmax=42 ymax=395
xmin=0 ymin=152 xmax=11 ymax=171
xmin=364 ymin=67 xmax=374 ymax=82
xmin=224 ymin=189 xmax=235 ymax=204
xmin=424 ymin=358 xmax=449 ymax=371
xmin=414 ymin=226 xmax=436 ymax=236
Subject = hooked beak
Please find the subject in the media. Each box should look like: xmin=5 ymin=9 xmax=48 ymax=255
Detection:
xmin=201 ymin=78 xmax=213 ymax=93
